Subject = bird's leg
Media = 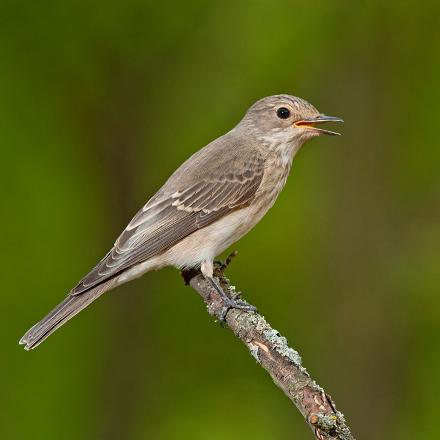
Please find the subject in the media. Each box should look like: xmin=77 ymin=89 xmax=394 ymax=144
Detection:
xmin=207 ymin=277 xmax=256 ymax=321
xmin=201 ymin=260 xmax=257 ymax=321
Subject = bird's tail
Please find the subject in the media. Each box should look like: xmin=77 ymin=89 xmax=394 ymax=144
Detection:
xmin=19 ymin=279 xmax=116 ymax=350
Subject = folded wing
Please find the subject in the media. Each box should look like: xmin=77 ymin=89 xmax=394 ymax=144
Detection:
xmin=71 ymin=150 xmax=265 ymax=295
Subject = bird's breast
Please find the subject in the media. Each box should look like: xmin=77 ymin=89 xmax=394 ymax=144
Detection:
xmin=158 ymin=150 xmax=294 ymax=270
xmin=254 ymin=150 xmax=293 ymax=209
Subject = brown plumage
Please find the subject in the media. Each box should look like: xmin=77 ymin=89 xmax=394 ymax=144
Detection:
xmin=20 ymin=94 xmax=342 ymax=350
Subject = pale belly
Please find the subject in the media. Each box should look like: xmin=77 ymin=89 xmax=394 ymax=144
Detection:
xmin=163 ymin=201 xmax=270 ymax=269
xmin=116 ymin=198 xmax=274 ymax=285
xmin=117 ymin=151 xmax=291 ymax=286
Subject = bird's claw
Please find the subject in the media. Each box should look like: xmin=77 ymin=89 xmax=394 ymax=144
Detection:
xmin=206 ymin=274 xmax=256 ymax=323
xmin=218 ymin=297 xmax=257 ymax=322
xmin=214 ymin=250 xmax=238 ymax=275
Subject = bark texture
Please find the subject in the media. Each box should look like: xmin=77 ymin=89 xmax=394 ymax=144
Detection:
xmin=183 ymin=258 xmax=355 ymax=440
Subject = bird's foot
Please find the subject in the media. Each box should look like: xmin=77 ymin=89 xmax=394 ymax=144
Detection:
xmin=206 ymin=275 xmax=257 ymax=322
xmin=214 ymin=250 xmax=238 ymax=275
xmin=219 ymin=297 xmax=257 ymax=322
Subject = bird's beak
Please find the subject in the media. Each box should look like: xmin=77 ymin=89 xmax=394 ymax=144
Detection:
xmin=294 ymin=114 xmax=344 ymax=136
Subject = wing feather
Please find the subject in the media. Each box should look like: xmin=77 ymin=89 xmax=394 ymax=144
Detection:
xmin=71 ymin=149 xmax=265 ymax=295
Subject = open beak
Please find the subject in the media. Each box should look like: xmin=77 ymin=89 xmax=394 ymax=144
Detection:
xmin=295 ymin=114 xmax=344 ymax=136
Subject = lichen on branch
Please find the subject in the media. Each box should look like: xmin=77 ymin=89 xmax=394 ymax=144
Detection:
xmin=183 ymin=255 xmax=355 ymax=440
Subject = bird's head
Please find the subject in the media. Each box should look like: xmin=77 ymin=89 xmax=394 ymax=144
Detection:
xmin=241 ymin=94 xmax=343 ymax=149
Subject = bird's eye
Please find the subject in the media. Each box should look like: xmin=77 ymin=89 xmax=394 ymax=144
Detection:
xmin=276 ymin=107 xmax=290 ymax=119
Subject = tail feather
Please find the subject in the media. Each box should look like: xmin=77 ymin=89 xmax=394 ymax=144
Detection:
xmin=19 ymin=279 xmax=116 ymax=350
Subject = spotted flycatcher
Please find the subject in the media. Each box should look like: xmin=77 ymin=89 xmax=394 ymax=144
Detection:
xmin=20 ymin=94 xmax=342 ymax=350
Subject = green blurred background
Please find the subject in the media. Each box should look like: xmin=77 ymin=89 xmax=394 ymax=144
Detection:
xmin=1 ymin=1 xmax=439 ymax=439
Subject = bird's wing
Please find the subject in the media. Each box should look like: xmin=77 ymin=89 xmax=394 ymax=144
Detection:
xmin=71 ymin=149 xmax=265 ymax=295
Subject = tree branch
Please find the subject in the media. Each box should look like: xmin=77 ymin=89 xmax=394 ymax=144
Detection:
xmin=182 ymin=254 xmax=355 ymax=440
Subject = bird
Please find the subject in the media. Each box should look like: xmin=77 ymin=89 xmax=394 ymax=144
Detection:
xmin=19 ymin=94 xmax=343 ymax=350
